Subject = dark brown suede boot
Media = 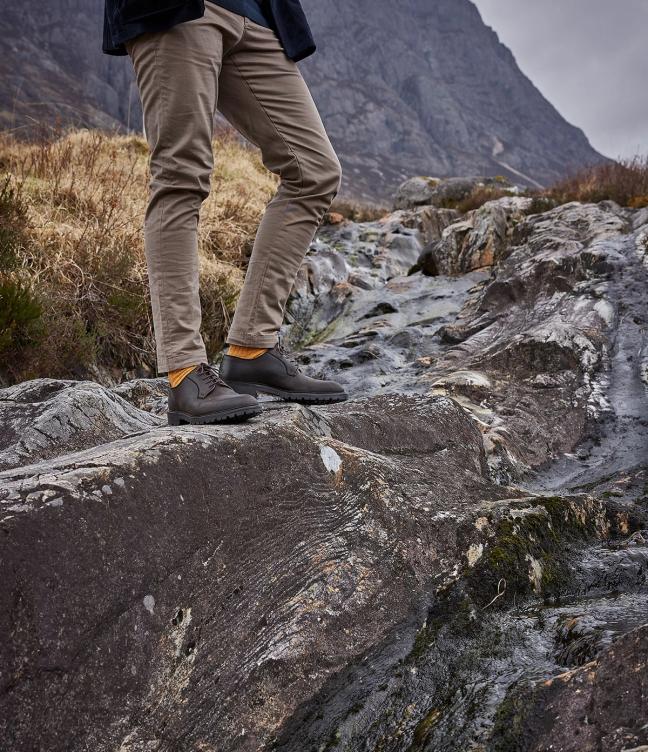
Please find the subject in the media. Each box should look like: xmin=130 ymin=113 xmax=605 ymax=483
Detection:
xmin=219 ymin=343 xmax=347 ymax=405
xmin=167 ymin=363 xmax=261 ymax=425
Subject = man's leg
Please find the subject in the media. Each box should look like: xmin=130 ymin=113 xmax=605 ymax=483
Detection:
xmin=216 ymin=17 xmax=347 ymax=403
xmin=216 ymin=17 xmax=343 ymax=350
xmin=126 ymin=7 xmax=262 ymax=423
xmin=126 ymin=9 xmax=243 ymax=375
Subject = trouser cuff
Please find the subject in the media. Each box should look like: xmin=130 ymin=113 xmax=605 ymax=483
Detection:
xmin=159 ymin=349 xmax=208 ymax=375
xmin=225 ymin=332 xmax=279 ymax=348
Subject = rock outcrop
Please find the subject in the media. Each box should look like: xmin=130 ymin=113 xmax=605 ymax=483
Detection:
xmin=286 ymin=197 xmax=644 ymax=482
xmin=413 ymin=194 xmax=534 ymax=274
xmin=2 ymin=184 xmax=648 ymax=750
xmin=0 ymin=2 xmax=134 ymax=132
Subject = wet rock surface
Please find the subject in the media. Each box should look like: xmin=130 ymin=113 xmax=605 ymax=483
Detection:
xmin=490 ymin=624 xmax=648 ymax=752
xmin=1 ymin=191 xmax=648 ymax=750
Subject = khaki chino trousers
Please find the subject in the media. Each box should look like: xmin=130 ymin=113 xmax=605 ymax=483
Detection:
xmin=126 ymin=3 xmax=342 ymax=373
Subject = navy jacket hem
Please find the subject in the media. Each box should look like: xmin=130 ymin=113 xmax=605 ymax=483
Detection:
xmin=102 ymin=0 xmax=316 ymax=62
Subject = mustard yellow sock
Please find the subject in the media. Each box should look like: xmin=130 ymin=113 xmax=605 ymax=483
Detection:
xmin=168 ymin=364 xmax=198 ymax=388
xmin=226 ymin=345 xmax=268 ymax=359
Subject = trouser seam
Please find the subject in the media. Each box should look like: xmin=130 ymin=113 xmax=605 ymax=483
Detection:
xmin=151 ymin=37 xmax=174 ymax=373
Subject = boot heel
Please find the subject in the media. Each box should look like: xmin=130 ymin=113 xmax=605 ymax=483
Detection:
xmin=227 ymin=381 xmax=259 ymax=398
xmin=168 ymin=412 xmax=182 ymax=426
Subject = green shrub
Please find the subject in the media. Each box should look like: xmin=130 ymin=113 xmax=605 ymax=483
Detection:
xmin=0 ymin=178 xmax=44 ymax=377
xmin=0 ymin=278 xmax=43 ymax=358
xmin=0 ymin=176 xmax=27 ymax=269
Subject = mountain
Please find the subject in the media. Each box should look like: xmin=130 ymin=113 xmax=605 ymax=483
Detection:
xmin=299 ymin=0 xmax=606 ymax=199
xmin=0 ymin=0 xmax=605 ymax=201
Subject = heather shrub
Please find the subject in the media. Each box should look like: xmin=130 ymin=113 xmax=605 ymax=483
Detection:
xmin=0 ymin=178 xmax=44 ymax=371
xmin=450 ymin=186 xmax=514 ymax=214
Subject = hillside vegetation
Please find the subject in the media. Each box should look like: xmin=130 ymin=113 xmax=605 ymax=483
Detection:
xmin=0 ymin=127 xmax=278 ymax=384
xmin=1 ymin=128 xmax=646 ymax=385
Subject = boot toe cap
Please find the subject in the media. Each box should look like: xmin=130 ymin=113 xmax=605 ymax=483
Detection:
xmin=230 ymin=393 xmax=261 ymax=410
xmin=312 ymin=378 xmax=346 ymax=394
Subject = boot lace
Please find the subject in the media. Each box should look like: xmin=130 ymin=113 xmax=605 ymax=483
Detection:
xmin=275 ymin=339 xmax=302 ymax=375
xmin=196 ymin=362 xmax=229 ymax=393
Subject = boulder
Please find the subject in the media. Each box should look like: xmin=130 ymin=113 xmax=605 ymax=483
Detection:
xmin=0 ymin=386 xmax=517 ymax=751
xmin=415 ymin=195 xmax=533 ymax=275
xmin=393 ymin=175 xmax=515 ymax=210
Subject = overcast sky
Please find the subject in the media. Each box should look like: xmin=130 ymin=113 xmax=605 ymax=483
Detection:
xmin=472 ymin=0 xmax=648 ymax=160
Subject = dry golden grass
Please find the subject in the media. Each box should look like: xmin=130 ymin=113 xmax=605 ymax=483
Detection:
xmin=543 ymin=155 xmax=648 ymax=209
xmin=423 ymin=157 xmax=648 ymax=216
xmin=0 ymin=126 xmax=278 ymax=384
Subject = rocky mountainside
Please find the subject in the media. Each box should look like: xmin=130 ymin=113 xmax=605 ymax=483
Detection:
xmin=0 ymin=0 xmax=604 ymax=201
xmin=2 ymin=183 xmax=647 ymax=750
xmin=298 ymin=0 xmax=604 ymax=200
xmin=0 ymin=1 xmax=135 ymax=133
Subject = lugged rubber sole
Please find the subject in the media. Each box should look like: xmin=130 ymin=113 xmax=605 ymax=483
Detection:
xmin=226 ymin=380 xmax=348 ymax=405
xmin=168 ymin=404 xmax=262 ymax=426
